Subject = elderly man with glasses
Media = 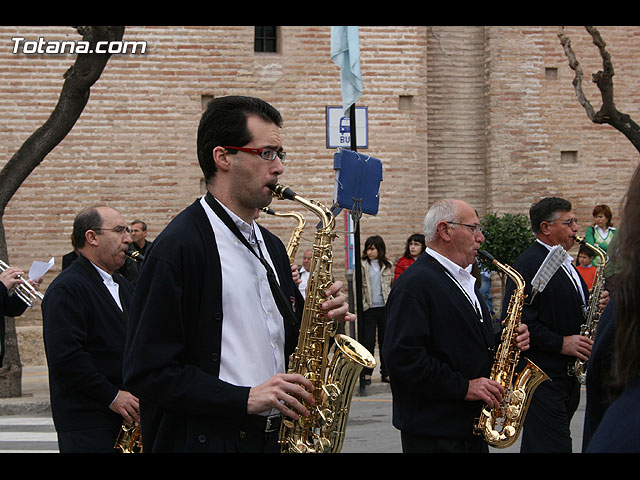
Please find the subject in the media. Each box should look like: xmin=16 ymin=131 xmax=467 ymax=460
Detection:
xmin=383 ymin=198 xmax=530 ymax=453
xmin=42 ymin=205 xmax=139 ymax=452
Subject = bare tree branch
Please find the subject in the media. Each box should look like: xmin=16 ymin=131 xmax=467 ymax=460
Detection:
xmin=0 ymin=26 xmax=125 ymax=213
xmin=558 ymin=26 xmax=640 ymax=153
xmin=558 ymin=26 xmax=597 ymax=121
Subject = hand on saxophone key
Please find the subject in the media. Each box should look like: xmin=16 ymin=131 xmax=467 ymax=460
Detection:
xmin=599 ymin=289 xmax=610 ymax=312
xmin=109 ymin=390 xmax=140 ymax=424
xmin=248 ymin=373 xmax=315 ymax=420
xmin=465 ymin=378 xmax=504 ymax=409
xmin=320 ymin=280 xmax=356 ymax=323
xmin=290 ymin=264 xmax=301 ymax=285
xmin=561 ymin=334 xmax=594 ymax=362
xmin=514 ymin=323 xmax=530 ymax=352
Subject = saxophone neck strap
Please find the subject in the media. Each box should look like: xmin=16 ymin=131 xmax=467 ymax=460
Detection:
xmin=204 ymin=192 xmax=298 ymax=326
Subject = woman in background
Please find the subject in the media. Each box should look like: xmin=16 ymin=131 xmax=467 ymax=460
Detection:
xmin=585 ymin=204 xmax=617 ymax=267
xmin=361 ymin=235 xmax=394 ymax=384
xmin=394 ymin=233 xmax=426 ymax=281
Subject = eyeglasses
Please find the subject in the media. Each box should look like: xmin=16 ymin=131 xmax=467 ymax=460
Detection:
xmin=447 ymin=222 xmax=483 ymax=233
xmin=224 ymin=146 xmax=286 ymax=162
xmin=93 ymin=225 xmax=131 ymax=235
xmin=555 ymin=217 xmax=578 ymax=227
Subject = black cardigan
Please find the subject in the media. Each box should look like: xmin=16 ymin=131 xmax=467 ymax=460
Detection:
xmin=42 ymin=254 xmax=133 ymax=432
xmin=123 ymin=199 xmax=302 ymax=452
xmin=383 ymin=252 xmax=497 ymax=440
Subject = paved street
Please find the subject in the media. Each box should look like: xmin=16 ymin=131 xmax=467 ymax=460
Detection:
xmin=0 ymin=415 xmax=58 ymax=453
xmin=343 ymin=382 xmax=587 ymax=453
xmin=0 ymin=367 xmax=588 ymax=453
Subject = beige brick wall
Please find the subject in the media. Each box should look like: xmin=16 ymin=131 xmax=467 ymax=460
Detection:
xmin=1 ymin=26 xmax=638 ymax=365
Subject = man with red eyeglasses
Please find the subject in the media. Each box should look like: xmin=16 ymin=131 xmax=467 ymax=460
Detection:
xmin=123 ymin=96 xmax=354 ymax=453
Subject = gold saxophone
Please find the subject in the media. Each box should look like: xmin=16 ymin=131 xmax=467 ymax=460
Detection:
xmin=568 ymin=235 xmax=608 ymax=384
xmin=262 ymin=207 xmax=305 ymax=265
xmin=474 ymin=250 xmax=550 ymax=448
xmin=113 ymin=249 xmax=144 ymax=453
xmin=114 ymin=421 xmax=143 ymax=453
xmin=269 ymin=183 xmax=376 ymax=453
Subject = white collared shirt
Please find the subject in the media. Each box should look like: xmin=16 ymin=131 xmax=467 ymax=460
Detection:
xmin=200 ymin=196 xmax=285 ymax=389
xmin=536 ymin=239 xmax=586 ymax=306
xmin=92 ymin=264 xmax=122 ymax=311
xmin=426 ymin=247 xmax=483 ymax=321
xmin=298 ymin=267 xmax=309 ymax=299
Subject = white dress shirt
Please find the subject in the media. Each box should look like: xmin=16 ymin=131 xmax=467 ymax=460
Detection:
xmin=200 ymin=196 xmax=286 ymax=390
xmin=298 ymin=267 xmax=309 ymax=299
xmin=426 ymin=247 xmax=484 ymax=321
xmin=92 ymin=264 xmax=122 ymax=311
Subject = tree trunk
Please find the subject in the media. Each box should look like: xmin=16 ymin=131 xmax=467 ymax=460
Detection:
xmin=0 ymin=26 xmax=124 ymax=398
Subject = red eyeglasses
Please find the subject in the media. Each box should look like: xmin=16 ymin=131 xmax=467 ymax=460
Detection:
xmin=223 ymin=146 xmax=286 ymax=162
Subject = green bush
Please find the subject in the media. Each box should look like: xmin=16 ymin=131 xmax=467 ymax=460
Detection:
xmin=478 ymin=212 xmax=534 ymax=275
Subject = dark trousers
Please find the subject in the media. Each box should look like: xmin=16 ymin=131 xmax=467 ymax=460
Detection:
xmin=361 ymin=306 xmax=387 ymax=377
xmin=198 ymin=414 xmax=283 ymax=453
xmin=401 ymin=431 xmax=489 ymax=453
xmin=520 ymin=374 xmax=581 ymax=453
xmin=57 ymin=424 xmax=121 ymax=453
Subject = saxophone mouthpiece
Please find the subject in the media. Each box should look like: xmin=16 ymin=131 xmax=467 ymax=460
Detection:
xmin=125 ymin=249 xmax=144 ymax=263
xmin=269 ymin=183 xmax=297 ymax=201
xmin=572 ymin=235 xmax=585 ymax=244
xmin=478 ymin=250 xmax=496 ymax=263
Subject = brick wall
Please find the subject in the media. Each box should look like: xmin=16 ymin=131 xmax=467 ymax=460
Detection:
xmin=0 ymin=26 xmax=638 ymax=365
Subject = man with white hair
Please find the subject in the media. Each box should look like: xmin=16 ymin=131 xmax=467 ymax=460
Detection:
xmin=383 ymin=198 xmax=529 ymax=453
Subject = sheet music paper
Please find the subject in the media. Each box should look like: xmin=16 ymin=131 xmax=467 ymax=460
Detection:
xmin=531 ymin=245 xmax=567 ymax=295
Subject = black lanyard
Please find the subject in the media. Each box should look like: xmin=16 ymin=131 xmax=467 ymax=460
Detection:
xmin=429 ymin=254 xmax=495 ymax=352
xmin=442 ymin=268 xmax=483 ymax=322
xmin=561 ymin=264 xmax=586 ymax=309
xmin=204 ymin=192 xmax=298 ymax=326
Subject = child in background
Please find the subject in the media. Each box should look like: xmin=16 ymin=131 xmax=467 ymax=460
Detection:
xmin=576 ymin=244 xmax=596 ymax=292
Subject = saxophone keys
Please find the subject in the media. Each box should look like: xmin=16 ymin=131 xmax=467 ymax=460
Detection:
xmin=322 ymin=383 xmax=341 ymax=401
xmin=316 ymin=407 xmax=334 ymax=428
xmin=505 ymin=405 xmax=521 ymax=420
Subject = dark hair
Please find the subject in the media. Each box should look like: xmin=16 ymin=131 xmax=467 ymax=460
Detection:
xmin=131 ymin=219 xmax=147 ymax=231
xmin=362 ymin=235 xmax=392 ymax=269
xmin=592 ymin=204 xmax=613 ymax=227
xmin=72 ymin=206 xmax=103 ymax=250
xmin=578 ymin=244 xmax=595 ymax=258
xmin=403 ymin=233 xmax=426 ymax=258
xmin=613 ymin=166 xmax=640 ymax=394
xmin=529 ymin=197 xmax=572 ymax=234
xmin=197 ymin=96 xmax=283 ymax=183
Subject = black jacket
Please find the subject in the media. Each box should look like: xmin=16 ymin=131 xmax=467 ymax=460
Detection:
xmin=123 ymin=199 xmax=302 ymax=452
xmin=42 ymin=254 xmax=133 ymax=432
xmin=502 ymin=241 xmax=589 ymax=378
xmin=383 ymin=252 xmax=497 ymax=440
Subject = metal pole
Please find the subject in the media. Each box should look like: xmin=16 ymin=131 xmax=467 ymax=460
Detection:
xmin=348 ymin=105 xmax=367 ymax=394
